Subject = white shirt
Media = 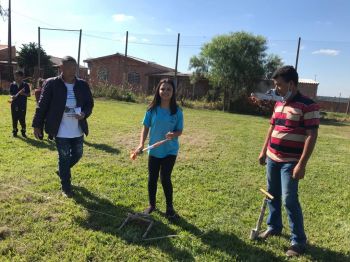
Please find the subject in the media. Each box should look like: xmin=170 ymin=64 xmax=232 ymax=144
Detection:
xmin=56 ymin=82 xmax=83 ymax=138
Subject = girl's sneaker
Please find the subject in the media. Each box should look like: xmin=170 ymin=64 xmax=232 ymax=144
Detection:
xmin=166 ymin=208 xmax=179 ymax=219
xmin=143 ymin=205 xmax=156 ymax=215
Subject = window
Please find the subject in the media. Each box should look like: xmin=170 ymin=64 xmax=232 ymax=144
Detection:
xmin=97 ymin=67 xmax=108 ymax=81
xmin=128 ymin=72 xmax=140 ymax=84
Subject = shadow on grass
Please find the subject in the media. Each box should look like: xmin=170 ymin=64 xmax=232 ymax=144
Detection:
xmin=72 ymin=186 xmax=283 ymax=260
xmin=17 ymin=136 xmax=56 ymax=151
xmin=72 ymin=185 xmax=194 ymax=261
xmin=83 ymin=140 xmax=120 ymax=154
xmin=167 ymin=215 xmax=281 ymax=261
xmin=306 ymin=244 xmax=350 ymax=262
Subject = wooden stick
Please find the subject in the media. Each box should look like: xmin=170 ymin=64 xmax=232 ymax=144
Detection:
xmin=259 ymin=188 xmax=274 ymax=200
xmin=130 ymin=139 xmax=169 ymax=160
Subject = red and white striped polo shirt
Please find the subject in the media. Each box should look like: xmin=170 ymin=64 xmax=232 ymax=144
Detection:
xmin=267 ymin=91 xmax=320 ymax=162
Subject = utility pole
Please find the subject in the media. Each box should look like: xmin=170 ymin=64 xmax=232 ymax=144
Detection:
xmin=8 ymin=0 xmax=12 ymax=80
xmin=346 ymin=96 xmax=350 ymax=115
xmin=295 ymin=37 xmax=301 ymax=71
xmin=77 ymin=29 xmax=82 ymax=77
xmin=124 ymin=31 xmax=128 ymax=87
xmin=38 ymin=27 xmax=41 ymax=77
xmin=174 ymin=33 xmax=180 ymax=88
xmin=125 ymin=31 xmax=128 ymax=57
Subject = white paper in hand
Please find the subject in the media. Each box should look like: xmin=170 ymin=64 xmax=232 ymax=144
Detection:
xmin=74 ymin=107 xmax=82 ymax=116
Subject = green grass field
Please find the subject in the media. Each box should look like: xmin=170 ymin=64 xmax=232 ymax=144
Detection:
xmin=0 ymin=95 xmax=349 ymax=261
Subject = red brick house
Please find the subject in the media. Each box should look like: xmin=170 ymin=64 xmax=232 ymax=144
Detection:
xmin=0 ymin=45 xmax=17 ymax=90
xmin=84 ymin=53 xmax=175 ymax=94
xmin=84 ymin=53 xmax=213 ymax=98
xmin=316 ymin=96 xmax=350 ymax=113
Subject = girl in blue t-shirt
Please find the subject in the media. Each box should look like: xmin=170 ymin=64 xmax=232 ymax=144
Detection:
xmin=134 ymin=78 xmax=183 ymax=218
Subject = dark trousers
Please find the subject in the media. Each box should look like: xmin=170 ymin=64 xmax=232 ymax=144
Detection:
xmin=11 ymin=106 xmax=26 ymax=134
xmin=148 ymin=155 xmax=177 ymax=209
xmin=55 ymin=136 xmax=84 ymax=192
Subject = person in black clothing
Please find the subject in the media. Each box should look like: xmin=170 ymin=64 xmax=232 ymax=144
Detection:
xmin=9 ymin=70 xmax=31 ymax=137
xmin=32 ymin=56 xmax=94 ymax=197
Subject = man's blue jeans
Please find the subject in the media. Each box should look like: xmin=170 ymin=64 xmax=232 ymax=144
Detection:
xmin=266 ymin=157 xmax=307 ymax=246
xmin=55 ymin=136 xmax=84 ymax=192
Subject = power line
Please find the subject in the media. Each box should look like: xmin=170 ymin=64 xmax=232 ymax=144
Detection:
xmin=11 ymin=9 xmax=56 ymax=27
xmin=83 ymin=33 xmax=202 ymax=47
xmin=8 ymin=8 xmax=350 ymax=46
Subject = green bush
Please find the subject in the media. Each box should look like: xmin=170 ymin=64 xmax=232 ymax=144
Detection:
xmin=91 ymin=83 xmax=136 ymax=103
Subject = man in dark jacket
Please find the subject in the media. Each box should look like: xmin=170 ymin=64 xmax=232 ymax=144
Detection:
xmin=10 ymin=70 xmax=31 ymax=137
xmin=32 ymin=56 xmax=94 ymax=197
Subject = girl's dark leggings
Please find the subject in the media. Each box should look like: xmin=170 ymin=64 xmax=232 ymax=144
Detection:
xmin=148 ymin=155 xmax=177 ymax=209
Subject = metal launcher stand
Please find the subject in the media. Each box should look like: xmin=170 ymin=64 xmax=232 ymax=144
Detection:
xmin=118 ymin=212 xmax=154 ymax=239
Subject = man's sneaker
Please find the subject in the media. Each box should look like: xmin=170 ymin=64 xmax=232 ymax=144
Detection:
xmin=143 ymin=205 xmax=156 ymax=215
xmin=166 ymin=208 xmax=179 ymax=219
xmin=286 ymin=244 xmax=306 ymax=257
xmin=12 ymin=132 xmax=18 ymax=137
xmin=21 ymin=132 xmax=27 ymax=138
xmin=258 ymin=229 xmax=281 ymax=240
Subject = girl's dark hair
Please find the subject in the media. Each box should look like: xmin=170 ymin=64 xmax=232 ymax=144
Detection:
xmin=147 ymin=78 xmax=178 ymax=115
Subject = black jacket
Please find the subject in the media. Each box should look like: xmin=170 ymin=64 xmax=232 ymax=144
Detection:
xmin=32 ymin=75 xmax=94 ymax=137
xmin=10 ymin=82 xmax=31 ymax=109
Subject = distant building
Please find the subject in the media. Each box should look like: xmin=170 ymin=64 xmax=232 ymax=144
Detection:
xmin=84 ymin=53 xmax=212 ymax=97
xmin=316 ymin=96 xmax=350 ymax=113
xmin=255 ymin=79 xmax=319 ymax=99
xmin=84 ymin=53 xmax=176 ymax=94
xmin=0 ymin=45 xmax=17 ymax=90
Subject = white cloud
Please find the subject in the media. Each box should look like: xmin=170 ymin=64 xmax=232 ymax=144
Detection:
xmin=312 ymin=49 xmax=340 ymax=56
xmin=166 ymin=28 xmax=173 ymax=33
xmin=112 ymin=14 xmax=134 ymax=22
xmin=316 ymin=21 xmax=332 ymax=26
xmin=141 ymin=38 xmax=150 ymax=43
xmin=300 ymin=45 xmax=305 ymax=50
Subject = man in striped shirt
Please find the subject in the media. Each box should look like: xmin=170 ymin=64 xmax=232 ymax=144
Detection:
xmin=258 ymin=66 xmax=319 ymax=257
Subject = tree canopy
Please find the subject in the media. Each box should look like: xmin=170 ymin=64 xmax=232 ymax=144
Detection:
xmin=17 ymin=42 xmax=55 ymax=79
xmin=189 ymin=31 xmax=283 ymax=110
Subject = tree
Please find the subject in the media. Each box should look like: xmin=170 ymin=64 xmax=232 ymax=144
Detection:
xmin=264 ymin=54 xmax=284 ymax=79
xmin=189 ymin=31 xmax=282 ymax=111
xmin=17 ymin=42 xmax=55 ymax=79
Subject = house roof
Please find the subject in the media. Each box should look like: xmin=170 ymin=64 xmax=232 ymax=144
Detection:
xmin=316 ymin=96 xmax=349 ymax=103
xmin=49 ymin=56 xmax=62 ymax=66
xmin=84 ymin=53 xmax=174 ymax=72
xmin=0 ymin=45 xmax=8 ymax=50
xmin=299 ymin=79 xmax=319 ymax=85
xmin=148 ymin=71 xmax=190 ymax=77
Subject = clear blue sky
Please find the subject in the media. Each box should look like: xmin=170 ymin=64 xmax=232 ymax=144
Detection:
xmin=1 ymin=0 xmax=349 ymax=97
